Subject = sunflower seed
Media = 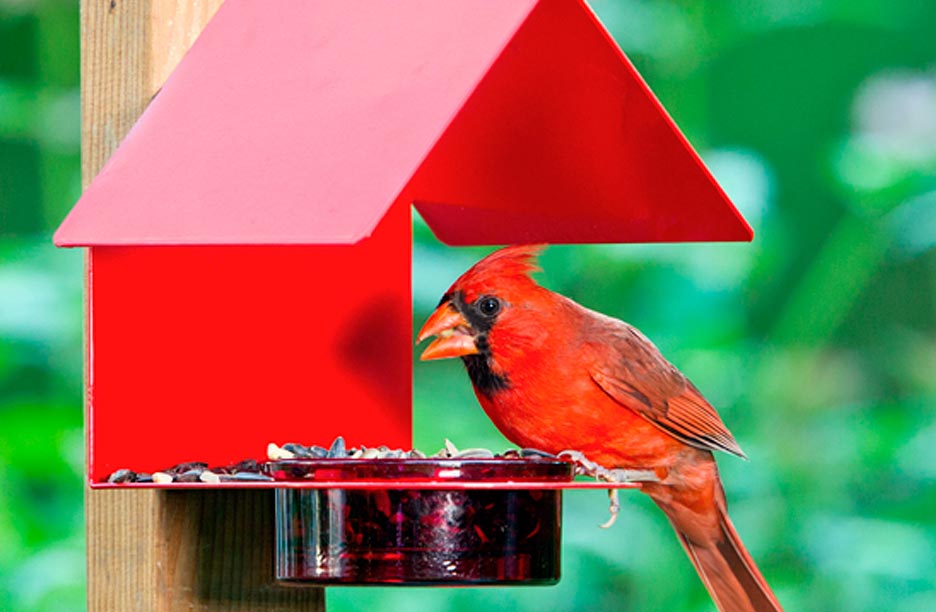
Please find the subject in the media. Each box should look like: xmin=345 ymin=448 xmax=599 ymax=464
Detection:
xmin=152 ymin=472 xmax=174 ymax=484
xmin=362 ymin=447 xmax=381 ymax=459
xmin=107 ymin=469 xmax=136 ymax=483
xmin=520 ymin=448 xmax=556 ymax=459
xmin=283 ymin=443 xmax=311 ymax=458
xmin=455 ymin=448 xmax=495 ymax=459
xmin=226 ymin=471 xmax=274 ymax=482
xmin=327 ymin=436 xmax=347 ymax=458
xmin=268 ymin=442 xmax=295 ymax=460
xmin=230 ymin=458 xmax=261 ymax=473
xmin=167 ymin=461 xmax=208 ymax=476
xmin=200 ymin=471 xmax=221 ymax=484
xmin=176 ymin=469 xmax=203 ymax=482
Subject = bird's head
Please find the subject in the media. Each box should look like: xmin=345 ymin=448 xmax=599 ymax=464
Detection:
xmin=416 ymin=245 xmax=549 ymax=394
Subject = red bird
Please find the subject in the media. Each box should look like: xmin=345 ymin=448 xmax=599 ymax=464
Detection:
xmin=417 ymin=245 xmax=782 ymax=612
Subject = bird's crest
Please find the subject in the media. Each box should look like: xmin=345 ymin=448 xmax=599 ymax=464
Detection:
xmin=468 ymin=244 xmax=545 ymax=280
xmin=448 ymin=244 xmax=545 ymax=300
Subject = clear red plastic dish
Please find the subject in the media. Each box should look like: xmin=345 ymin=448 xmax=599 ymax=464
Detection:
xmin=274 ymin=458 xmax=571 ymax=585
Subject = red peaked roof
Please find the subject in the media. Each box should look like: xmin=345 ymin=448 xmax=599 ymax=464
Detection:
xmin=54 ymin=0 xmax=752 ymax=247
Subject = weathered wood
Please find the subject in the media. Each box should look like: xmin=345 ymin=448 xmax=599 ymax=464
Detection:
xmin=148 ymin=1 xmax=226 ymax=92
xmin=81 ymin=0 xmax=151 ymax=183
xmin=81 ymin=0 xmax=225 ymax=182
xmin=81 ymin=2 xmax=324 ymax=609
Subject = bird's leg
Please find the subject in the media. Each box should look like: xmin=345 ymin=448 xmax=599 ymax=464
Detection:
xmin=605 ymin=467 xmax=660 ymax=483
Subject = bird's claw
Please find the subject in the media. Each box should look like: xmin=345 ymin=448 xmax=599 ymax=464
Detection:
xmin=599 ymin=489 xmax=620 ymax=529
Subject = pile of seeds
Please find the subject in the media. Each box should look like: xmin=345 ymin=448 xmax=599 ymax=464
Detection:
xmin=105 ymin=437 xmax=562 ymax=484
xmin=106 ymin=458 xmax=273 ymax=484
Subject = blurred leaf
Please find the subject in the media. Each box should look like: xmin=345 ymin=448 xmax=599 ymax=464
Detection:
xmin=887 ymin=190 xmax=936 ymax=258
xmin=772 ymin=213 xmax=890 ymax=344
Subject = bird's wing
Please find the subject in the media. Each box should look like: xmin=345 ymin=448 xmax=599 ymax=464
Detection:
xmin=588 ymin=323 xmax=746 ymax=458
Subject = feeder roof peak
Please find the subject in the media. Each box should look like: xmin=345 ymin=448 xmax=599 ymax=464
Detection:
xmin=55 ymin=0 xmax=752 ymax=247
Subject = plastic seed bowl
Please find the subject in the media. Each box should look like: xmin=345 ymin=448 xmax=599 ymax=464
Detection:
xmin=272 ymin=458 xmax=574 ymax=585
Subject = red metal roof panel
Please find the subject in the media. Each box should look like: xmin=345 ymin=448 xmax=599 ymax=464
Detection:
xmin=55 ymin=0 xmax=538 ymax=246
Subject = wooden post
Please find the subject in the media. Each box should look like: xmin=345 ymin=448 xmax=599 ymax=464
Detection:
xmin=81 ymin=2 xmax=325 ymax=609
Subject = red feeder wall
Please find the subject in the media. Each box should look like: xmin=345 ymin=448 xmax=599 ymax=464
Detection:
xmin=86 ymin=202 xmax=412 ymax=482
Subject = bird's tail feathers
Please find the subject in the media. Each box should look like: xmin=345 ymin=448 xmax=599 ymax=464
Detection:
xmin=672 ymin=507 xmax=783 ymax=612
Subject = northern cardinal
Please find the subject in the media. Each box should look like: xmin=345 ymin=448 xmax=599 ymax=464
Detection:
xmin=417 ymin=245 xmax=782 ymax=612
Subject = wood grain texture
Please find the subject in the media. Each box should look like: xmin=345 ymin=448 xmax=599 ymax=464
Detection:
xmin=149 ymin=0 xmax=224 ymax=93
xmin=81 ymin=1 xmax=324 ymax=609
xmin=81 ymin=0 xmax=224 ymax=181
xmin=80 ymin=0 xmax=151 ymax=183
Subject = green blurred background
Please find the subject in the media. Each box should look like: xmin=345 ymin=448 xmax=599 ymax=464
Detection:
xmin=1 ymin=1 xmax=935 ymax=610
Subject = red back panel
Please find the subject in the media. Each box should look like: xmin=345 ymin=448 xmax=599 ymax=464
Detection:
xmin=87 ymin=203 xmax=412 ymax=482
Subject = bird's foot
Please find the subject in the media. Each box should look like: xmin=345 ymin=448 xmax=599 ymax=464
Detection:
xmin=557 ymin=450 xmax=611 ymax=480
xmin=557 ymin=451 xmax=659 ymax=484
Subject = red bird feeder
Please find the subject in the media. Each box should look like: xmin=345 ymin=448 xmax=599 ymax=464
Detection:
xmin=55 ymin=0 xmax=751 ymax=587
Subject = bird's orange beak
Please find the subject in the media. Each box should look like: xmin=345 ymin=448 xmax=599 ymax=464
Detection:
xmin=416 ymin=302 xmax=479 ymax=361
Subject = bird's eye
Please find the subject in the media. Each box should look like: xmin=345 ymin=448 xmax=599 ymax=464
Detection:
xmin=477 ymin=296 xmax=501 ymax=317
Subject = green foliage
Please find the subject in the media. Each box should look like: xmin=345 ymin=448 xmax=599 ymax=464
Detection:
xmin=2 ymin=1 xmax=935 ymax=611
